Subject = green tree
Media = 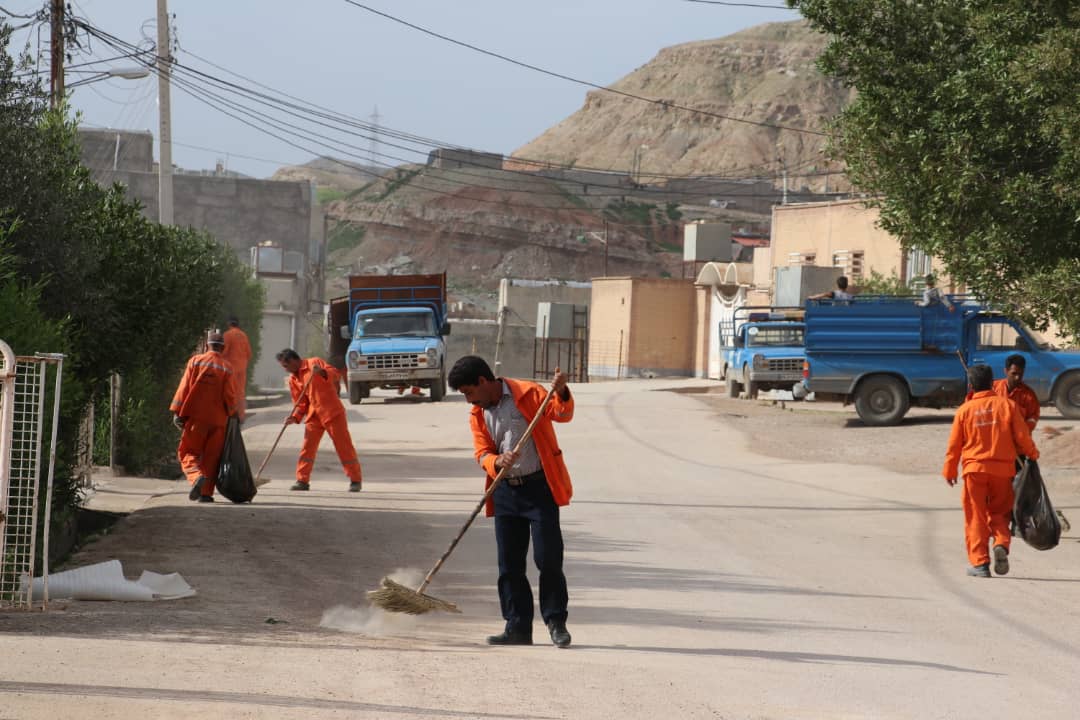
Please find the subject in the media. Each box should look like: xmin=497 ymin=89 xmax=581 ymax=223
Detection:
xmin=791 ymin=1 xmax=1080 ymax=336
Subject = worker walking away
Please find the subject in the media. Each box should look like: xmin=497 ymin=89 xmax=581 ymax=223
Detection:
xmin=448 ymin=355 xmax=575 ymax=648
xmin=994 ymin=354 xmax=1040 ymax=432
xmin=222 ymin=316 xmax=253 ymax=421
xmin=943 ymin=364 xmax=1039 ymax=577
xmin=277 ymin=348 xmax=362 ymax=492
xmin=170 ymin=332 xmax=240 ymax=503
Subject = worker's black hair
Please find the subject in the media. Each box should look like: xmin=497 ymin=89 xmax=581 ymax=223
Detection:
xmin=1005 ymin=354 xmax=1026 ymax=371
xmin=968 ymin=364 xmax=993 ymax=392
xmin=448 ymin=355 xmax=495 ymax=390
xmin=836 ymin=276 xmax=849 ymax=290
xmin=276 ymin=348 xmax=301 ymax=363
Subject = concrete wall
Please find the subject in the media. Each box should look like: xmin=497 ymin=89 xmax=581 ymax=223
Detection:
xmin=428 ymin=148 xmax=504 ymax=170
xmin=771 ymin=200 xmax=899 ymax=283
xmin=498 ymin=278 xmax=592 ymax=329
xmin=79 ymin=128 xmax=153 ymax=173
xmin=588 ymin=278 xmax=634 ymax=379
xmin=445 ymin=320 xmax=537 ymax=381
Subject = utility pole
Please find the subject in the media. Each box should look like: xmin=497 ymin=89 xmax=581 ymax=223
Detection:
xmin=156 ymin=0 xmax=174 ymax=225
xmin=369 ymin=105 xmax=381 ymax=167
xmin=603 ymin=218 xmax=609 ymax=277
xmin=49 ymin=0 xmax=64 ymax=108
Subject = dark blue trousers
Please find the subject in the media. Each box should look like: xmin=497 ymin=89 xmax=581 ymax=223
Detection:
xmin=492 ymin=470 xmax=568 ymax=635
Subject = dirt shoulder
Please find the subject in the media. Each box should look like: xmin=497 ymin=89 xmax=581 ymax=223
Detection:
xmin=690 ymin=389 xmax=1080 ymax=494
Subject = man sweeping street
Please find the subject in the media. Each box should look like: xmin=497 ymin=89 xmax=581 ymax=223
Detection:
xmin=277 ymin=349 xmax=363 ymax=492
xmin=170 ymin=332 xmax=240 ymax=503
xmin=447 ymin=355 xmax=575 ymax=648
xmin=943 ymin=364 xmax=1039 ymax=577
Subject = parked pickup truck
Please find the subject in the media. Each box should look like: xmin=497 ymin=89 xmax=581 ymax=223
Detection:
xmin=720 ymin=306 xmax=806 ymax=400
xmin=328 ymin=273 xmax=450 ymax=404
xmin=803 ymin=296 xmax=1080 ymax=425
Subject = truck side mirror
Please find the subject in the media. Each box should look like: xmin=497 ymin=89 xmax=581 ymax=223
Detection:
xmin=339 ymin=325 xmax=352 ymax=340
xmin=441 ymin=322 xmax=451 ymax=336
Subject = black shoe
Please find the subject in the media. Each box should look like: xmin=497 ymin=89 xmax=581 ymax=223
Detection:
xmin=992 ymin=544 xmax=1009 ymax=576
xmin=486 ymin=630 xmax=532 ymax=646
xmin=189 ymin=476 xmax=205 ymax=501
xmin=348 ymin=481 xmax=362 ymax=492
xmin=290 ymin=481 xmax=310 ymax=491
xmin=197 ymin=495 xmax=214 ymax=503
xmin=547 ymin=621 xmax=572 ymax=648
xmin=966 ymin=563 xmax=991 ymax=578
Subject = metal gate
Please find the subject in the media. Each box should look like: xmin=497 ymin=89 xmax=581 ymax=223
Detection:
xmin=0 ymin=340 xmax=64 ymax=609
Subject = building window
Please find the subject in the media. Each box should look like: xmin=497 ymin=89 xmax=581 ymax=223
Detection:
xmin=832 ymin=250 xmax=864 ymax=281
xmin=788 ymin=252 xmax=817 ymax=266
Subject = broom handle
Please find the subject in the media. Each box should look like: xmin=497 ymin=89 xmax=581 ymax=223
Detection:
xmin=253 ymin=370 xmax=317 ymax=483
xmin=416 ymin=383 xmax=560 ymax=595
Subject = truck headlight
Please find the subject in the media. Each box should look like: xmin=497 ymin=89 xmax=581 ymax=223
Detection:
xmin=348 ymin=351 xmax=364 ymax=369
xmin=426 ymin=348 xmax=439 ymax=366
xmin=752 ymin=354 xmax=767 ymax=370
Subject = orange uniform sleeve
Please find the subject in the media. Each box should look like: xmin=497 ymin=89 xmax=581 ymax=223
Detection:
xmin=942 ymin=406 xmax=966 ymax=479
xmin=1022 ymin=387 xmax=1040 ymax=430
xmin=289 ymin=371 xmax=310 ymax=423
xmin=169 ymin=357 xmax=195 ymax=415
xmin=469 ymin=409 xmax=500 ymax=478
xmin=1008 ymin=402 xmax=1039 ymax=461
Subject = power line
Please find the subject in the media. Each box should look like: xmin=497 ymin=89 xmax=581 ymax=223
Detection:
xmin=682 ymin=0 xmax=792 ymax=8
xmin=339 ymin=0 xmax=824 ymax=137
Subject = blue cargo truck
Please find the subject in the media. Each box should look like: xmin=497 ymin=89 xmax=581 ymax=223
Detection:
xmin=803 ymin=296 xmax=1080 ymax=425
xmin=720 ymin=306 xmax=806 ymax=400
xmin=328 ymin=273 xmax=450 ymax=404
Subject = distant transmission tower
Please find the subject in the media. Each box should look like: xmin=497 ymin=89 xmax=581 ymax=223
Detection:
xmin=369 ymin=105 xmax=381 ymax=168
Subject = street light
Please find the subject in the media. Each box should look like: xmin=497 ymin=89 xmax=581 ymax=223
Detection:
xmin=66 ymin=67 xmax=151 ymax=88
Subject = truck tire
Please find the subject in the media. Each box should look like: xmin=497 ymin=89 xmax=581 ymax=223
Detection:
xmin=430 ymin=372 xmax=446 ymax=402
xmin=348 ymin=382 xmax=364 ymax=405
xmin=854 ymin=375 xmax=910 ymax=426
xmin=726 ymin=375 xmax=743 ymax=399
xmin=1053 ymin=372 xmax=1080 ymax=419
xmin=742 ymin=366 xmax=760 ymax=400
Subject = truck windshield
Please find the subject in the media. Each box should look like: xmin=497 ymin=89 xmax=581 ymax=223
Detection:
xmin=746 ymin=326 xmax=804 ymax=347
xmin=356 ymin=312 xmax=435 ymax=337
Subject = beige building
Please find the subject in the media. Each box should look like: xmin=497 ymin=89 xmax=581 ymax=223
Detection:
xmin=588 ymin=278 xmax=698 ymax=379
xmin=769 ymin=199 xmax=949 ymax=294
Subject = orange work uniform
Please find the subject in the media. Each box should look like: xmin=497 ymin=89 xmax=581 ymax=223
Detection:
xmin=222 ymin=326 xmax=252 ymax=419
xmin=170 ymin=349 xmax=240 ymax=497
xmin=469 ymin=378 xmax=574 ymax=518
xmin=288 ymin=357 xmax=361 ymax=485
xmin=943 ymin=390 xmax=1039 ymax=567
xmin=993 ymin=378 xmax=1040 ymax=431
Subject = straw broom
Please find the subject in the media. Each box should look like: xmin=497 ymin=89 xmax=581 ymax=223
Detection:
xmin=368 ymin=383 xmax=559 ymax=615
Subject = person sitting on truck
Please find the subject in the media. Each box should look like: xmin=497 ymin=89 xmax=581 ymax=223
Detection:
xmin=916 ymin=274 xmax=955 ymax=311
xmin=277 ymin=349 xmax=363 ymax=492
xmin=995 ymin=354 xmax=1040 ymax=431
xmin=809 ymin=275 xmax=853 ymax=303
xmin=943 ymin=364 xmax=1039 ymax=578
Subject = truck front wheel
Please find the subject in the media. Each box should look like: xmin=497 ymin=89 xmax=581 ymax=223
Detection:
xmin=348 ymin=382 xmax=365 ymax=405
xmin=430 ymin=372 xmax=446 ymax=402
xmin=854 ymin=375 xmax=910 ymax=426
xmin=1053 ymin=373 xmax=1080 ymax=419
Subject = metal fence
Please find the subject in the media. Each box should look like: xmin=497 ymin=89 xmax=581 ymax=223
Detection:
xmin=0 ymin=340 xmax=64 ymax=609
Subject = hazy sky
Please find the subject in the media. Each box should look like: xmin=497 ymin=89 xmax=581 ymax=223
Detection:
xmin=6 ymin=0 xmax=800 ymax=178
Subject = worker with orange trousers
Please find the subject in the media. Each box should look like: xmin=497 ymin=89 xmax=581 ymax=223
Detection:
xmin=170 ymin=333 xmax=240 ymax=503
xmin=993 ymin=353 xmax=1040 ymax=431
xmin=276 ymin=348 xmax=362 ymax=491
xmin=943 ymin=363 xmax=1038 ymax=577
xmin=448 ymin=354 xmax=575 ymax=649
xmin=222 ymin=317 xmax=253 ymax=420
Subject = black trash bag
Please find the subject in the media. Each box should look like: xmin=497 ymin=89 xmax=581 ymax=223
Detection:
xmin=1013 ymin=459 xmax=1060 ymax=551
xmin=217 ymin=416 xmax=257 ymax=504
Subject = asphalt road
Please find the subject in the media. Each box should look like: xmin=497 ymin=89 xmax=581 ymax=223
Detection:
xmin=2 ymin=379 xmax=1078 ymax=719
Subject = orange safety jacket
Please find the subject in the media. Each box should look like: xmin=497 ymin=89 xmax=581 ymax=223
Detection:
xmin=993 ymin=378 xmax=1040 ymax=430
xmin=469 ymin=378 xmax=574 ymax=517
xmin=288 ymin=357 xmax=346 ymax=424
xmin=222 ymin=327 xmax=252 ymax=376
xmin=943 ymin=390 xmax=1039 ymax=480
xmin=170 ymin=349 xmax=239 ymax=425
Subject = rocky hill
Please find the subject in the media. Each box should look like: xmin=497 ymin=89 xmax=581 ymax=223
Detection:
xmin=511 ymin=20 xmax=850 ymax=191
xmin=276 ymin=19 xmax=852 ymax=312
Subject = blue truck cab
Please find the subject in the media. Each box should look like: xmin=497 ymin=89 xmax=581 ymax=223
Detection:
xmin=720 ymin=306 xmax=806 ymax=400
xmin=804 ymin=296 xmax=1080 ymax=425
xmin=328 ymin=273 xmax=450 ymax=404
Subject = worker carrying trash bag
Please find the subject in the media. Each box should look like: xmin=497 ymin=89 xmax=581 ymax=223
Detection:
xmin=943 ymin=364 xmax=1039 ymax=578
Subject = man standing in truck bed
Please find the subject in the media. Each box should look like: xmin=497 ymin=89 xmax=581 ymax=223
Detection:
xmin=943 ymin=364 xmax=1039 ymax=577
xmin=277 ymin=349 xmax=363 ymax=492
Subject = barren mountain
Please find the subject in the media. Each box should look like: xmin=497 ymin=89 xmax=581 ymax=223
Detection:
xmin=271 ymin=156 xmax=379 ymax=192
xmin=510 ymin=20 xmax=850 ymax=191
